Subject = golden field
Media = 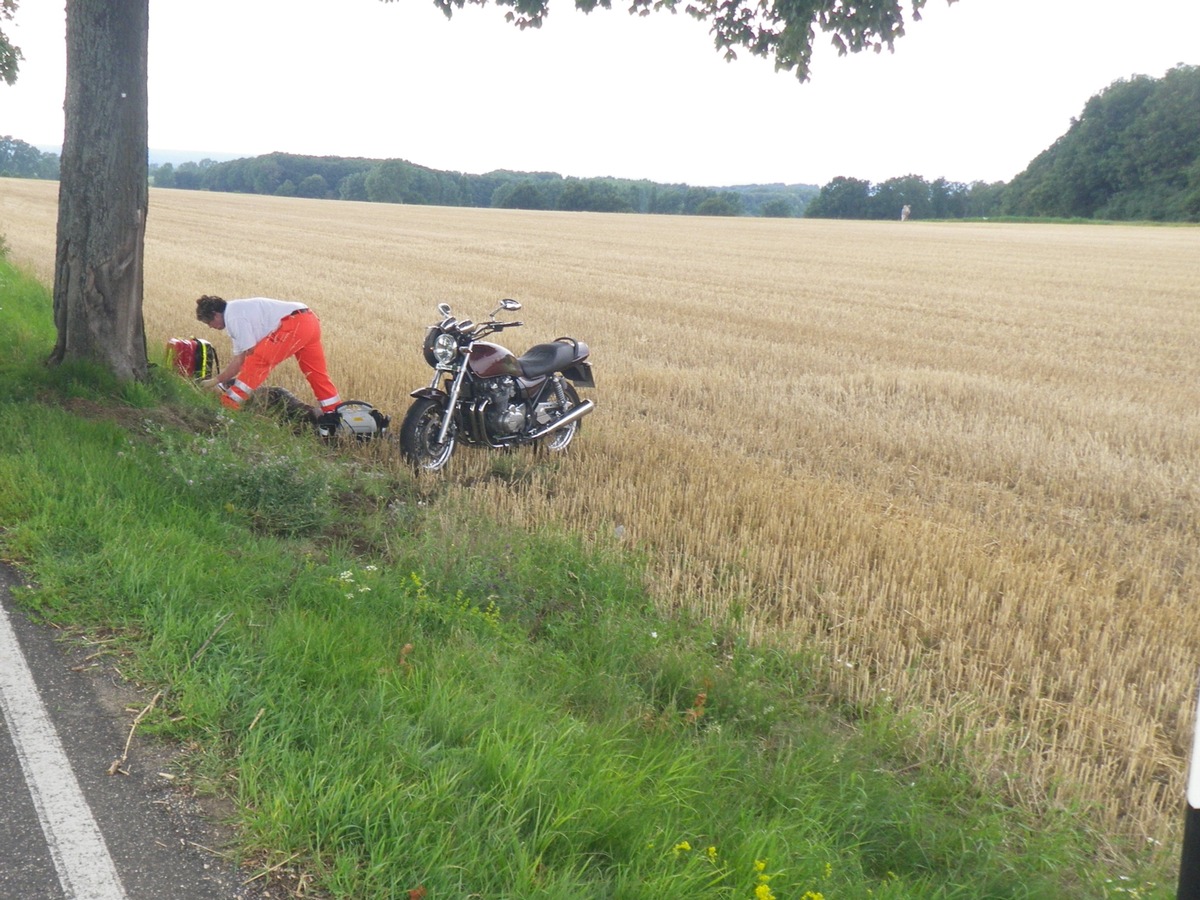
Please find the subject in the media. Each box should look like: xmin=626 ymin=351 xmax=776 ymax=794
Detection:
xmin=4 ymin=177 xmax=1200 ymax=844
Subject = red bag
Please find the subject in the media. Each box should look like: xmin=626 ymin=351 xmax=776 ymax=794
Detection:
xmin=166 ymin=338 xmax=220 ymax=380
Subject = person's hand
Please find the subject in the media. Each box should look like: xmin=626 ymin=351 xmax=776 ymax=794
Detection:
xmin=199 ymin=378 xmax=223 ymax=393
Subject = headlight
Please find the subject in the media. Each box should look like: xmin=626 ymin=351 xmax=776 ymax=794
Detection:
xmin=423 ymin=328 xmax=458 ymax=366
xmin=432 ymin=332 xmax=458 ymax=365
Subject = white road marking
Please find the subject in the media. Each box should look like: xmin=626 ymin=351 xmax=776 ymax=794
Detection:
xmin=0 ymin=601 xmax=128 ymax=900
xmin=1189 ymin=670 xmax=1200 ymax=808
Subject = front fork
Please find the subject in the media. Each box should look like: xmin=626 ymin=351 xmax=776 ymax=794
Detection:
xmin=435 ymin=364 xmax=470 ymax=446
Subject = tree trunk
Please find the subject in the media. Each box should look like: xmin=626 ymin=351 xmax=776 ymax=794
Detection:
xmin=49 ymin=0 xmax=150 ymax=381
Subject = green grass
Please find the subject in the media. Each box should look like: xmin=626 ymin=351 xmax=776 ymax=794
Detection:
xmin=0 ymin=257 xmax=1172 ymax=899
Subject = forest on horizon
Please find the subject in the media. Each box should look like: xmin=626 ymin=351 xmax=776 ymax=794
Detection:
xmin=4 ymin=65 xmax=1197 ymax=222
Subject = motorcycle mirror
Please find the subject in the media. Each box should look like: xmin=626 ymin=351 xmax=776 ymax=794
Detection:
xmin=500 ymin=298 xmax=522 ymax=311
xmin=437 ymin=302 xmax=452 ymax=317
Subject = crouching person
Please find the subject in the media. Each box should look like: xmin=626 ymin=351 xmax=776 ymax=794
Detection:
xmin=195 ymin=294 xmax=342 ymax=416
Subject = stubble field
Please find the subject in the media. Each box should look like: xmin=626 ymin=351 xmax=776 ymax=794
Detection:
xmin=4 ymin=177 xmax=1199 ymax=845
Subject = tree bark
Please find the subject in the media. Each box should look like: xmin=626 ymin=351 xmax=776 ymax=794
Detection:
xmin=49 ymin=0 xmax=150 ymax=381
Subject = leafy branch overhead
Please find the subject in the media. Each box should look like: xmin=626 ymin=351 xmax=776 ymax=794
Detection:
xmin=0 ymin=0 xmax=23 ymax=86
xmin=401 ymin=0 xmax=954 ymax=80
xmin=0 ymin=0 xmax=949 ymax=90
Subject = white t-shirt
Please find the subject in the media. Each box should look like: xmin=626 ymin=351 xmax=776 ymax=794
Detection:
xmin=223 ymin=298 xmax=308 ymax=354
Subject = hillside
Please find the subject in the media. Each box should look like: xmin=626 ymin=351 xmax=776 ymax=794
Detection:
xmin=1002 ymin=64 xmax=1200 ymax=221
xmin=794 ymin=64 xmax=1200 ymax=222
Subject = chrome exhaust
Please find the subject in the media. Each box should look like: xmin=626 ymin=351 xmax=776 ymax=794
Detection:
xmin=527 ymin=400 xmax=595 ymax=440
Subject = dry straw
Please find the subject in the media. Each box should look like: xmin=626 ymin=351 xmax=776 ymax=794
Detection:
xmin=4 ymin=177 xmax=1200 ymax=843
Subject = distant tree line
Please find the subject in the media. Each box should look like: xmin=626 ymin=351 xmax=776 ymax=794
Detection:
xmin=805 ymin=174 xmax=1005 ymax=220
xmin=0 ymin=135 xmax=59 ymax=180
xmin=8 ymin=66 xmax=1197 ymax=222
xmin=146 ymin=64 xmax=1200 ymax=224
xmin=148 ymin=152 xmax=819 ymax=218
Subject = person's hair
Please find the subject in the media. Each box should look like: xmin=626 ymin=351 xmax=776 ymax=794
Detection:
xmin=195 ymin=295 xmax=226 ymax=323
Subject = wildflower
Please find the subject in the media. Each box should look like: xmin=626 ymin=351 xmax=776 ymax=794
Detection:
xmin=754 ymin=858 xmax=774 ymax=898
xmin=824 ymin=862 xmax=833 ymax=879
xmin=706 ymin=846 xmax=718 ymax=864
xmin=364 ymin=565 xmax=378 ymax=572
xmin=802 ymin=893 xmax=825 ymax=900
xmin=673 ymin=841 xmax=692 ymax=856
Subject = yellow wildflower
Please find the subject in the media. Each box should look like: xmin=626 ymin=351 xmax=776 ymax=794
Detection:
xmin=754 ymin=885 xmax=776 ymax=900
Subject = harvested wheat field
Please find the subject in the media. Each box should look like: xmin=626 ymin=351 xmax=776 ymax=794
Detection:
xmin=4 ymin=176 xmax=1200 ymax=846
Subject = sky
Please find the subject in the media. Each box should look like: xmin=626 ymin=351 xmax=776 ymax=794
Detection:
xmin=2 ymin=0 xmax=1198 ymax=188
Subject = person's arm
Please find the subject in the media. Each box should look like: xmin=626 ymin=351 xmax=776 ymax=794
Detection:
xmin=201 ymin=351 xmax=247 ymax=391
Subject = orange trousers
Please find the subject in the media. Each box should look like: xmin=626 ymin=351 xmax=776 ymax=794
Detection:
xmin=222 ymin=311 xmax=341 ymax=412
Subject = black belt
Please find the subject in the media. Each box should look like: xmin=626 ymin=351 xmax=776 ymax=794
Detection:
xmin=286 ymin=308 xmax=312 ymax=317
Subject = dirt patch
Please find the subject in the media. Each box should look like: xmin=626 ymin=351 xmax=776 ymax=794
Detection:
xmin=57 ymin=394 xmax=223 ymax=435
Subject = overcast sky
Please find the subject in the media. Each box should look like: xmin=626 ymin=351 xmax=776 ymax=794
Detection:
xmin=4 ymin=0 xmax=1197 ymax=187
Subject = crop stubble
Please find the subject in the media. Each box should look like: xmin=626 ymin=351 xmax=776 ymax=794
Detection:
xmin=4 ymin=178 xmax=1200 ymax=842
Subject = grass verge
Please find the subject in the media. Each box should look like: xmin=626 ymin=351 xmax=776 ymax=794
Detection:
xmin=0 ymin=258 xmax=1170 ymax=898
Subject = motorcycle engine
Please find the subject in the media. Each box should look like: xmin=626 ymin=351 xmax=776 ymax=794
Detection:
xmin=481 ymin=376 xmax=527 ymax=434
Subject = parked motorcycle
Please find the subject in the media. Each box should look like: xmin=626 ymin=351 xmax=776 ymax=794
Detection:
xmin=399 ymin=298 xmax=595 ymax=471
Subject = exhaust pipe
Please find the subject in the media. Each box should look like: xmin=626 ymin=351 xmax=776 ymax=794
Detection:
xmin=528 ymin=399 xmax=595 ymax=440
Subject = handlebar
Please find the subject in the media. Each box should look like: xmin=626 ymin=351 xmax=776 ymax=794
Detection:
xmin=435 ymin=303 xmax=523 ymax=338
xmin=473 ymin=320 xmax=522 ymax=336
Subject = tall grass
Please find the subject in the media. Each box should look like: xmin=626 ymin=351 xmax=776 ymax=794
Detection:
xmin=0 ymin=258 xmax=1168 ymax=896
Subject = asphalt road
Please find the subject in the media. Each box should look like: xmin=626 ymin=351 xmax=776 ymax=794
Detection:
xmin=0 ymin=563 xmax=299 ymax=900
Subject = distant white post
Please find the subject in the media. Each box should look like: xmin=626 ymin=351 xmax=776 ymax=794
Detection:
xmin=1179 ymin=672 xmax=1200 ymax=899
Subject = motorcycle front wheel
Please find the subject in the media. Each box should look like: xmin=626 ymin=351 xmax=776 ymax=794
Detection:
xmin=399 ymin=398 xmax=457 ymax=471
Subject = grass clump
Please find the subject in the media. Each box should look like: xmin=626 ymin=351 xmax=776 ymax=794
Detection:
xmin=0 ymin=260 xmax=1171 ymax=898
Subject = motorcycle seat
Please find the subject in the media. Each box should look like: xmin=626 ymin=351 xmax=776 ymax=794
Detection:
xmin=518 ymin=340 xmax=588 ymax=378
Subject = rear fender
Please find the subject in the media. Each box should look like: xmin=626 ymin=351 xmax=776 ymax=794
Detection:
xmin=561 ymin=361 xmax=595 ymax=389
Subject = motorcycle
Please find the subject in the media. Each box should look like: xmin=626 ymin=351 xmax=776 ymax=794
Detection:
xmin=399 ymin=298 xmax=595 ymax=471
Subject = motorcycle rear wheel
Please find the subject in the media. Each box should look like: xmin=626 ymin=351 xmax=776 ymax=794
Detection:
xmin=399 ymin=397 xmax=457 ymax=471
xmin=539 ymin=383 xmax=582 ymax=453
